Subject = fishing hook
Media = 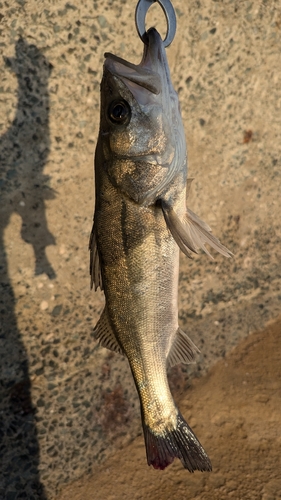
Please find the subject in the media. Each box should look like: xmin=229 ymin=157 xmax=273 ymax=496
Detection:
xmin=135 ymin=0 xmax=177 ymax=48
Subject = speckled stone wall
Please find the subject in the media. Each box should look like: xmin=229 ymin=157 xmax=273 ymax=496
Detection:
xmin=0 ymin=1 xmax=280 ymax=498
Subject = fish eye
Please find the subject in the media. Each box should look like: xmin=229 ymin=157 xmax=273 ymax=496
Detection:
xmin=108 ymin=99 xmax=131 ymax=125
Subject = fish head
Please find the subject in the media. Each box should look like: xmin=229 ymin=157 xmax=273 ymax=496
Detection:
xmin=98 ymin=28 xmax=186 ymax=205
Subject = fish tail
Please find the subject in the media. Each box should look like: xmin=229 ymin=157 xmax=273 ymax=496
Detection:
xmin=142 ymin=412 xmax=212 ymax=472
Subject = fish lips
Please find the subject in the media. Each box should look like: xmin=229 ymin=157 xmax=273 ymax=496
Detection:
xmin=104 ymin=28 xmax=171 ymax=105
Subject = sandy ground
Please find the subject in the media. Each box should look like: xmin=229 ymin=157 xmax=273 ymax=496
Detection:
xmin=56 ymin=316 xmax=281 ymax=500
xmin=0 ymin=0 xmax=281 ymax=498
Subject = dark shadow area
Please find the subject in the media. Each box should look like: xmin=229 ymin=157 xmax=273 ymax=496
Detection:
xmin=0 ymin=37 xmax=56 ymax=499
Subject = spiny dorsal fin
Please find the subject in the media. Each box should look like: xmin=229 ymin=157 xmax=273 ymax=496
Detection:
xmin=93 ymin=307 xmax=124 ymax=355
xmin=89 ymin=222 xmax=103 ymax=291
xmin=161 ymin=201 xmax=233 ymax=259
xmin=167 ymin=328 xmax=200 ymax=368
xmin=186 ymin=178 xmax=194 ymax=198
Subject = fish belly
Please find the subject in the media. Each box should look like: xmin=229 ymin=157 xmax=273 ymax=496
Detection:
xmin=97 ymin=181 xmax=179 ymax=429
xmin=95 ymin=173 xmax=212 ymax=472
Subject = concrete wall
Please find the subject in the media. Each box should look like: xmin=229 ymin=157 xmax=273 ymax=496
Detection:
xmin=0 ymin=0 xmax=280 ymax=498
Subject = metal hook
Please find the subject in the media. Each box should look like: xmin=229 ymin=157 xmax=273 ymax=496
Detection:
xmin=135 ymin=0 xmax=177 ymax=48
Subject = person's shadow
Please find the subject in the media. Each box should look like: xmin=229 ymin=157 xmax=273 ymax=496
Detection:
xmin=0 ymin=37 xmax=56 ymax=499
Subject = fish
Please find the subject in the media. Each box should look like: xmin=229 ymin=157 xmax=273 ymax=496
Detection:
xmin=89 ymin=27 xmax=232 ymax=472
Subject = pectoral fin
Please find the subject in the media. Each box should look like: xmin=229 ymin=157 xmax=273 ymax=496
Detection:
xmin=161 ymin=201 xmax=233 ymax=259
xmin=93 ymin=307 xmax=124 ymax=355
xmin=89 ymin=222 xmax=103 ymax=291
xmin=167 ymin=328 xmax=200 ymax=368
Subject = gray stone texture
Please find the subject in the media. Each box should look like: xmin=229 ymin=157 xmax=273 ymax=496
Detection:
xmin=0 ymin=0 xmax=280 ymax=498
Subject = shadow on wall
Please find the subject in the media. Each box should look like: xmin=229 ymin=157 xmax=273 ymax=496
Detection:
xmin=0 ymin=37 xmax=55 ymax=499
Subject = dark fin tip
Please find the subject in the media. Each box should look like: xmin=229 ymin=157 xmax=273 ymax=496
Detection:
xmin=143 ymin=413 xmax=212 ymax=472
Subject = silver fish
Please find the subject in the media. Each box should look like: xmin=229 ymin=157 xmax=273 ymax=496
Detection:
xmin=90 ymin=28 xmax=232 ymax=471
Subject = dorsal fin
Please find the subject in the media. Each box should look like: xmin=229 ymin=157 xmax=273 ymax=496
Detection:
xmin=89 ymin=222 xmax=103 ymax=291
xmin=93 ymin=307 xmax=124 ymax=355
xmin=167 ymin=328 xmax=200 ymax=368
xmin=186 ymin=178 xmax=194 ymax=198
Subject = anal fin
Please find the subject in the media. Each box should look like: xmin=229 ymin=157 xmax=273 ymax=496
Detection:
xmin=94 ymin=307 xmax=124 ymax=355
xmin=167 ymin=328 xmax=200 ymax=368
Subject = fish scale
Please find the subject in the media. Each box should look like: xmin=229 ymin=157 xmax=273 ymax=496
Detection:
xmin=96 ymin=172 xmax=181 ymax=442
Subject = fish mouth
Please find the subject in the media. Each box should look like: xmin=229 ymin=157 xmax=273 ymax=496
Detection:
xmin=104 ymin=28 xmax=169 ymax=100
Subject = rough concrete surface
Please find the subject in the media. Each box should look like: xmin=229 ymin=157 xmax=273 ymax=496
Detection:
xmin=56 ymin=317 xmax=281 ymax=500
xmin=0 ymin=0 xmax=280 ymax=499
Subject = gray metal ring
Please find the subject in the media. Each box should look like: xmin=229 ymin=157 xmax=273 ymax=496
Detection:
xmin=135 ymin=0 xmax=177 ymax=48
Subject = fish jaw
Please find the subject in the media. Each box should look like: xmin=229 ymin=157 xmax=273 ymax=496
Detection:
xmin=104 ymin=27 xmax=173 ymax=99
xmin=99 ymin=28 xmax=187 ymax=206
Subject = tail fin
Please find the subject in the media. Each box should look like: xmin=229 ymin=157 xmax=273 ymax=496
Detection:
xmin=142 ymin=412 xmax=212 ymax=472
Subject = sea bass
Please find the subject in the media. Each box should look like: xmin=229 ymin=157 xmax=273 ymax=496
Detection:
xmin=90 ymin=28 xmax=232 ymax=471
